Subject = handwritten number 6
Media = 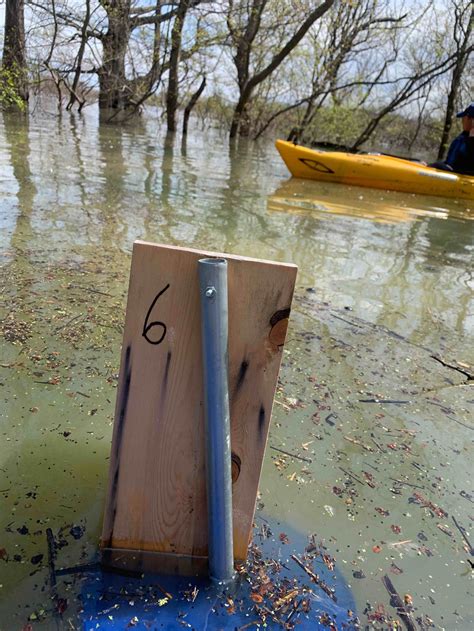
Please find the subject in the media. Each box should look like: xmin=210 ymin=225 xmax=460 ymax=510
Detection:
xmin=142 ymin=284 xmax=170 ymax=345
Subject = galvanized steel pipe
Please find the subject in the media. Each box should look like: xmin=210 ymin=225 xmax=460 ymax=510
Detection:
xmin=198 ymin=257 xmax=234 ymax=582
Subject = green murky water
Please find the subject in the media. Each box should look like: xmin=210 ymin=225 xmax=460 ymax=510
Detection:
xmin=1 ymin=109 xmax=473 ymax=630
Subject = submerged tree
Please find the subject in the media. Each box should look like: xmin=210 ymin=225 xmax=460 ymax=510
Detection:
xmin=96 ymin=0 xmax=176 ymax=115
xmin=7 ymin=0 xmax=470 ymax=156
xmin=29 ymin=1 xmax=207 ymax=118
xmin=1 ymin=0 xmax=29 ymax=108
xmin=166 ymin=0 xmax=192 ymax=132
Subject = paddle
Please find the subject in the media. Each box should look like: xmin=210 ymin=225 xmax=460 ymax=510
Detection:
xmin=308 ymin=139 xmax=424 ymax=163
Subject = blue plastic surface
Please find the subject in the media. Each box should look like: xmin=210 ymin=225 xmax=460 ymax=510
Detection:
xmin=76 ymin=519 xmax=357 ymax=630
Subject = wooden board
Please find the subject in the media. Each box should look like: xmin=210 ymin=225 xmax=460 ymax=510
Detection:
xmin=101 ymin=241 xmax=297 ymax=568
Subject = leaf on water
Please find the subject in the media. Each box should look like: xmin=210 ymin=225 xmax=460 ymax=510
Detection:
xmin=225 ymin=596 xmax=236 ymax=615
xmin=436 ymin=523 xmax=453 ymax=537
xmin=404 ymin=594 xmax=413 ymax=606
xmin=56 ymin=598 xmax=68 ymax=614
xmin=390 ymin=563 xmax=403 ymax=576
xmin=324 ymin=505 xmax=334 ymax=517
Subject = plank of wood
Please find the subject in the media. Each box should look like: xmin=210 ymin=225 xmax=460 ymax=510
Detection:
xmin=101 ymin=241 xmax=297 ymax=566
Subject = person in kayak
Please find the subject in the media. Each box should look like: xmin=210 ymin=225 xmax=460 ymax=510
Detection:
xmin=429 ymin=103 xmax=474 ymax=175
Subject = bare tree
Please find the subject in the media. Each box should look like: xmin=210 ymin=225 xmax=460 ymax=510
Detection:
xmin=225 ymin=0 xmax=336 ymax=138
xmin=254 ymin=0 xmax=407 ymax=141
xmin=436 ymin=0 xmax=473 ymax=159
xmin=29 ymin=1 xmax=213 ymax=118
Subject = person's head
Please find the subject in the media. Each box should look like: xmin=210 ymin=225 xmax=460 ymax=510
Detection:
xmin=456 ymin=103 xmax=474 ymax=132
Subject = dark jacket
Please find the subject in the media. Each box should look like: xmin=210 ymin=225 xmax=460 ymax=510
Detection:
xmin=445 ymin=131 xmax=474 ymax=175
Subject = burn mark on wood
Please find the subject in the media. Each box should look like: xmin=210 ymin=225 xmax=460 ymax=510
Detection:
xmin=106 ymin=344 xmax=132 ymax=547
xmin=164 ymin=351 xmax=172 ymax=386
xmin=258 ymin=405 xmax=266 ymax=436
xmin=270 ymin=308 xmax=291 ymax=327
xmin=236 ymin=359 xmax=249 ymax=392
xmin=114 ymin=345 xmax=132 ymax=468
xmin=158 ymin=351 xmax=172 ymax=416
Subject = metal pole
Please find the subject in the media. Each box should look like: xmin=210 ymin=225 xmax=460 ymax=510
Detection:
xmin=198 ymin=257 xmax=234 ymax=582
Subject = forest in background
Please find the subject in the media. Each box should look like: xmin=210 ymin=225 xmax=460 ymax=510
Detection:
xmin=0 ymin=0 xmax=473 ymax=159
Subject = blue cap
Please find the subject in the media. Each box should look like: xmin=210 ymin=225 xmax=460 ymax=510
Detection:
xmin=456 ymin=103 xmax=474 ymax=117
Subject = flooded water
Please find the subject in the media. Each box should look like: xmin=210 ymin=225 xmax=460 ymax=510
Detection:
xmin=0 ymin=107 xmax=473 ymax=630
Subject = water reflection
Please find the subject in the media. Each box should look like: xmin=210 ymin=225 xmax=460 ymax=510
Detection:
xmin=1 ymin=112 xmax=37 ymax=254
xmin=268 ymin=177 xmax=472 ymax=224
xmin=267 ymin=177 xmax=473 ymax=352
xmin=97 ymin=120 xmax=130 ymax=247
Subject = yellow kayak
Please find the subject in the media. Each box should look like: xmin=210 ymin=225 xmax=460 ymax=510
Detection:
xmin=276 ymin=140 xmax=474 ymax=200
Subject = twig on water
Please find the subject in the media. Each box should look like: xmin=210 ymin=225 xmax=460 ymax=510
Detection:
xmin=452 ymin=516 xmax=474 ymax=555
xmin=339 ymin=466 xmax=365 ymax=486
xmin=269 ymin=446 xmax=312 ymax=463
xmin=381 ymin=574 xmax=417 ymax=631
xmin=389 ymin=478 xmax=425 ymax=490
xmin=445 ymin=415 xmax=474 ymax=431
xmin=291 ymin=554 xmax=336 ymax=601
xmin=69 ymin=284 xmax=113 ymax=297
xmin=56 ymin=562 xmax=101 ymax=576
xmin=343 ymin=435 xmax=374 ymax=452
xmin=430 ymin=355 xmax=473 ymax=380
xmin=359 ymin=398 xmax=410 ymax=404
xmin=370 ymin=433 xmax=387 ymax=453
xmin=54 ymin=313 xmax=84 ymax=333
xmin=46 ymin=528 xmax=57 ymax=589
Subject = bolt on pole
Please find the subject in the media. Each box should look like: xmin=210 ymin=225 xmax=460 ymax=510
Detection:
xmin=198 ymin=257 xmax=234 ymax=582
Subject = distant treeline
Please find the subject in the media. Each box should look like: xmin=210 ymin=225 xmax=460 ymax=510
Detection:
xmin=1 ymin=1 xmax=472 ymax=159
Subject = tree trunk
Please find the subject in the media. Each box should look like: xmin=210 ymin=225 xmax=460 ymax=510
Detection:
xmin=229 ymin=95 xmax=252 ymax=138
xmin=67 ymin=0 xmax=91 ymax=110
xmin=436 ymin=4 xmax=473 ymax=160
xmin=182 ymin=75 xmax=206 ymax=136
xmin=166 ymin=1 xmax=189 ymax=132
xmin=2 ymin=0 xmax=28 ymax=104
xmin=437 ymin=71 xmax=462 ymax=161
xmin=97 ymin=1 xmax=132 ymax=114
